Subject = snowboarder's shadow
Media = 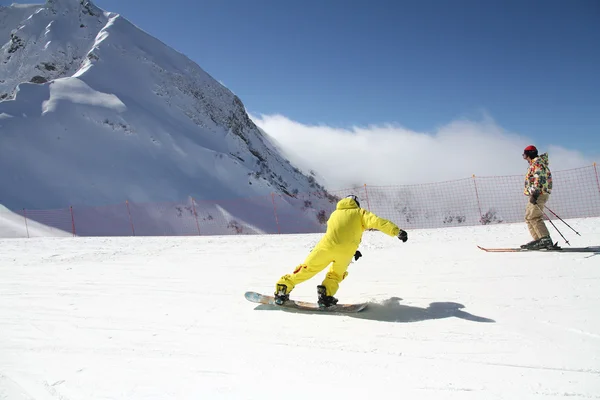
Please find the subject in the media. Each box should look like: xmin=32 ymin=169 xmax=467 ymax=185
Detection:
xmin=352 ymin=297 xmax=495 ymax=323
xmin=253 ymin=296 xmax=495 ymax=323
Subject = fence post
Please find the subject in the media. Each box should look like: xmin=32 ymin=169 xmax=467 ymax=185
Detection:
xmin=70 ymin=206 xmax=76 ymax=237
xmin=191 ymin=196 xmax=201 ymax=236
xmin=472 ymin=175 xmax=483 ymax=223
xmin=363 ymin=184 xmax=371 ymax=211
xmin=271 ymin=193 xmax=281 ymax=234
xmin=23 ymin=208 xmax=30 ymax=239
xmin=126 ymin=200 xmax=136 ymax=236
xmin=594 ymin=162 xmax=600 ymax=197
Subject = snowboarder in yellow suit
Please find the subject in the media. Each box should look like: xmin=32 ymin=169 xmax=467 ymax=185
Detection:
xmin=274 ymin=195 xmax=408 ymax=307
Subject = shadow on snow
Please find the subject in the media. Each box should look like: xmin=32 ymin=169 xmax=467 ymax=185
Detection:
xmin=253 ymin=296 xmax=495 ymax=323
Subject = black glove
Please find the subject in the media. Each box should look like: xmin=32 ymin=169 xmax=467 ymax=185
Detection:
xmin=398 ymin=230 xmax=408 ymax=242
xmin=529 ymin=189 xmax=540 ymax=205
xmin=529 ymin=195 xmax=538 ymax=205
xmin=354 ymin=250 xmax=362 ymax=261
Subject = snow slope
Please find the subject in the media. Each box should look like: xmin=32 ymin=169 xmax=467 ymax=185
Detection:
xmin=0 ymin=0 xmax=333 ymax=231
xmin=0 ymin=205 xmax=70 ymax=237
xmin=1 ymin=218 xmax=599 ymax=399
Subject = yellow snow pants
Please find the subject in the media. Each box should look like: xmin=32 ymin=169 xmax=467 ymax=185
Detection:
xmin=275 ymin=245 xmax=355 ymax=297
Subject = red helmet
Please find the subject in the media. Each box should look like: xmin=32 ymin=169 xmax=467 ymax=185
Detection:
xmin=523 ymin=145 xmax=538 ymax=158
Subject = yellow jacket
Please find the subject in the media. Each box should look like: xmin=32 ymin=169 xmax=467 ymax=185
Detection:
xmin=318 ymin=197 xmax=400 ymax=252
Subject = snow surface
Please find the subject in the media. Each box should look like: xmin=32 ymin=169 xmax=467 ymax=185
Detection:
xmin=1 ymin=218 xmax=599 ymax=399
xmin=0 ymin=0 xmax=332 ymax=230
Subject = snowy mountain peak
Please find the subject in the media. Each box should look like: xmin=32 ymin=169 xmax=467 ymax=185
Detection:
xmin=1 ymin=0 xmax=108 ymax=100
xmin=46 ymin=0 xmax=99 ymax=14
xmin=0 ymin=0 xmax=335 ymax=233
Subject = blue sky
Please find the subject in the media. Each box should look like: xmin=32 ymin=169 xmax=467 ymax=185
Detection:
xmin=4 ymin=0 xmax=599 ymax=165
xmin=81 ymin=0 xmax=599 ymax=157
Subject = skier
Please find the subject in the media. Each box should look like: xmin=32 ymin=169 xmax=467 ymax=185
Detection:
xmin=274 ymin=194 xmax=408 ymax=307
xmin=521 ymin=145 xmax=554 ymax=249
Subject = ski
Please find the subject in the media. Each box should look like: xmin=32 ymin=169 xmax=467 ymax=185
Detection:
xmin=477 ymin=245 xmax=600 ymax=253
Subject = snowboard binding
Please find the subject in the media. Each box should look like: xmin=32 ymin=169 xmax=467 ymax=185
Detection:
xmin=274 ymin=284 xmax=289 ymax=305
xmin=317 ymin=285 xmax=338 ymax=308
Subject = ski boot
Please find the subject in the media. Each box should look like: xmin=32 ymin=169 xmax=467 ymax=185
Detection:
xmin=528 ymin=236 xmax=555 ymax=250
xmin=317 ymin=285 xmax=338 ymax=308
xmin=274 ymin=284 xmax=289 ymax=305
xmin=521 ymin=238 xmax=540 ymax=249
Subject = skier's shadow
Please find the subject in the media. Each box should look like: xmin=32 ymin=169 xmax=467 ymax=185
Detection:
xmin=551 ymin=246 xmax=600 ymax=258
xmin=351 ymin=297 xmax=495 ymax=323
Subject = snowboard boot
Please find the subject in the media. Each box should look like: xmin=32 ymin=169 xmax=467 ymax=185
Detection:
xmin=528 ymin=236 xmax=555 ymax=250
xmin=521 ymin=238 xmax=540 ymax=249
xmin=317 ymin=285 xmax=338 ymax=308
xmin=274 ymin=284 xmax=289 ymax=305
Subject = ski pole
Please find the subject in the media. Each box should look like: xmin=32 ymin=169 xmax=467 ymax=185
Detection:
xmin=544 ymin=206 xmax=581 ymax=236
xmin=537 ymin=205 xmax=570 ymax=246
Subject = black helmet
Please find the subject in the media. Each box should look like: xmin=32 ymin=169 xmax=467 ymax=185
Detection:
xmin=346 ymin=194 xmax=360 ymax=208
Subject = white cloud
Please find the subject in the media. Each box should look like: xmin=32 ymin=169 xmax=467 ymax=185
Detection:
xmin=251 ymin=113 xmax=595 ymax=190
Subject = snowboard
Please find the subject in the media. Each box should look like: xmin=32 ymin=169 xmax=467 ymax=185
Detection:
xmin=477 ymin=245 xmax=600 ymax=253
xmin=244 ymin=291 xmax=367 ymax=313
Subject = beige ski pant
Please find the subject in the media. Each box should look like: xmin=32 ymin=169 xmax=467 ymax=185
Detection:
xmin=525 ymin=193 xmax=550 ymax=240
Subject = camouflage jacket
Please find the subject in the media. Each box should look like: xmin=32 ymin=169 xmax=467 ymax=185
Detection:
xmin=524 ymin=153 xmax=552 ymax=196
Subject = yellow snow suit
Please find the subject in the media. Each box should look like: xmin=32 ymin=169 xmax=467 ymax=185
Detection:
xmin=275 ymin=197 xmax=401 ymax=296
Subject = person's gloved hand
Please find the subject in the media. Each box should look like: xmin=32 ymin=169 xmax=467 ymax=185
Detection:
xmin=529 ymin=188 xmax=540 ymax=205
xmin=398 ymin=230 xmax=408 ymax=242
xmin=529 ymin=195 xmax=538 ymax=204
xmin=354 ymin=250 xmax=362 ymax=261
